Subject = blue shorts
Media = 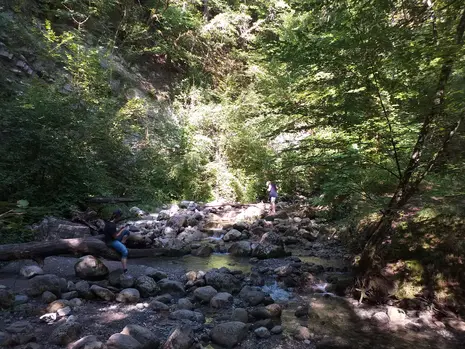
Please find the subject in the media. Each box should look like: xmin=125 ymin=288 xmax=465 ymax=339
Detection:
xmin=110 ymin=230 xmax=129 ymax=258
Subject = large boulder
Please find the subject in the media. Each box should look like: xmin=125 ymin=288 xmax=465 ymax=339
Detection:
xmin=166 ymin=215 xmax=187 ymax=231
xmin=169 ymin=310 xmax=205 ymax=323
xmin=116 ymin=289 xmax=140 ymax=303
xmin=251 ymin=243 xmax=290 ymax=259
xmin=35 ymin=217 xmax=90 ymax=240
xmin=162 ymin=325 xmax=194 ymax=349
xmin=121 ymin=324 xmax=160 ymax=349
xmin=177 ymin=227 xmax=203 ymax=243
xmin=75 ymin=281 xmax=93 ymax=299
xmin=135 ymin=276 xmax=160 ymax=298
xmin=0 ymin=287 xmax=14 ymax=309
xmin=238 ymin=286 xmax=266 ymax=306
xmin=194 ymin=286 xmax=217 ymax=303
xmin=49 ymin=321 xmax=82 ymax=345
xmin=145 ymin=268 xmax=167 ymax=281
xmin=228 ymin=241 xmax=252 ymax=256
xmin=210 ymin=322 xmax=248 ymax=348
xmin=28 ymin=274 xmax=62 ymax=297
xmin=210 ymin=292 xmax=233 ymax=309
xmin=109 ymin=270 xmax=134 ymax=288
xmin=204 ymin=270 xmax=242 ymax=294
xmin=68 ymin=335 xmax=102 ymax=349
xmin=191 ymin=245 xmax=213 ymax=257
xmin=157 ymin=279 xmax=185 ymax=297
xmin=74 ymin=256 xmax=109 ymax=280
xmin=20 ymin=265 xmax=44 ymax=279
xmin=106 ymin=333 xmax=142 ymax=349
xmin=223 ymin=229 xmax=242 ymax=242
xmin=90 ymin=285 xmax=115 ymax=301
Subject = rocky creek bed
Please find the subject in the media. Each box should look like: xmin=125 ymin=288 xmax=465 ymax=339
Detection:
xmin=1 ymin=202 xmax=465 ymax=349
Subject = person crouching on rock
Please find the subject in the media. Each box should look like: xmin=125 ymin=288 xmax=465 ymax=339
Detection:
xmin=104 ymin=209 xmax=130 ymax=273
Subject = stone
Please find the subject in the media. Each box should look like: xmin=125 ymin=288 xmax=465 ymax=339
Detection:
xmin=154 ymin=294 xmax=173 ymax=304
xmin=162 ymin=325 xmax=194 ymax=349
xmin=5 ymin=320 xmax=33 ymax=334
xmin=106 ymin=333 xmax=142 ymax=349
xmin=119 ymin=274 xmax=135 ymax=288
xmin=157 ymin=279 xmax=185 ymax=297
xmin=149 ymin=300 xmax=170 ymax=311
xmin=231 ymin=308 xmax=248 ymax=323
xmin=68 ymin=335 xmax=99 ymax=349
xmin=294 ymin=326 xmax=310 ymax=340
xmin=74 ymin=256 xmax=109 ymax=280
xmin=266 ymin=303 xmax=282 ymax=317
xmin=210 ymin=292 xmax=233 ymax=309
xmin=67 ymin=281 xmax=76 ymax=291
xmin=135 ymin=276 xmax=160 ymax=298
xmin=35 ymin=217 xmax=90 ymax=240
xmin=0 ymin=288 xmax=14 ymax=309
xmin=75 ymin=281 xmax=93 ymax=299
xmin=62 ymin=291 xmax=79 ymax=300
xmin=47 ymin=299 xmax=71 ymax=312
xmin=205 ymin=270 xmax=241 ymax=293
xmin=49 ymin=321 xmax=82 ymax=345
xmin=252 ymin=243 xmax=290 ymax=259
xmin=121 ymin=324 xmax=160 ymax=349
xmin=194 ymin=286 xmax=218 ymax=303
xmin=14 ymin=294 xmax=29 ymax=305
xmin=271 ymin=325 xmax=283 ymax=334
xmin=90 ymin=285 xmax=115 ymax=301
xmin=223 ymin=229 xmax=242 ymax=242
xmin=177 ymin=298 xmax=194 ymax=310
xmin=169 ymin=310 xmax=205 ymax=323
xmin=20 ymin=265 xmax=44 ymax=279
xmin=295 ymin=304 xmax=309 ymax=317
xmin=69 ymin=298 xmax=84 ymax=307
xmin=57 ymin=306 xmax=72 ymax=316
xmin=109 ymin=269 xmax=124 ymax=286
xmin=372 ymin=311 xmax=390 ymax=325
xmin=387 ymin=306 xmax=406 ymax=323
xmin=228 ymin=241 xmax=252 ymax=256
xmin=238 ymin=286 xmax=265 ymax=306
xmin=28 ymin=274 xmax=62 ymax=297
xmin=254 ymin=327 xmax=270 ymax=338
xmin=145 ymin=268 xmax=168 ymax=281
xmin=210 ymin=322 xmax=248 ymax=348
xmin=249 ymin=307 xmax=272 ymax=320
xmin=191 ymin=245 xmax=213 ymax=257
xmin=116 ymin=288 xmax=140 ymax=303
xmin=40 ymin=312 xmax=57 ymax=323
xmin=167 ymin=215 xmax=187 ymax=230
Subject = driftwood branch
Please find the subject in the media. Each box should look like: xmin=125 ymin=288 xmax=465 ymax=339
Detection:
xmin=0 ymin=237 xmax=171 ymax=262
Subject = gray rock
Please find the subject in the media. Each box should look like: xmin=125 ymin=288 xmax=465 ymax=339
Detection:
xmin=228 ymin=241 xmax=252 ymax=256
xmin=231 ymin=308 xmax=248 ymax=323
xmin=75 ymin=281 xmax=93 ymax=299
xmin=121 ymin=324 xmax=160 ymax=349
xmin=5 ymin=320 xmax=33 ymax=334
xmin=120 ymin=274 xmax=135 ymax=288
xmin=266 ymin=303 xmax=282 ymax=317
xmin=157 ymin=279 xmax=185 ymax=297
xmin=135 ymin=276 xmax=160 ymax=298
xmin=252 ymin=243 xmax=289 ymax=259
xmin=238 ymin=286 xmax=265 ymax=306
xmin=106 ymin=333 xmax=142 ymax=349
xmin=271 ymin=325 xmax=283 ymax=334
xmin=162 ymin=325 xmax=194 ymax=349
xmin=204 ymin=270 xmax=241 ymax=293
xmin=20 ymin=265 xmax=44 ymax=279
xmin=177 ymin=298 xmax=194 ymax=310
xmin=293 ymin=326 xmax=310 ymax=340
xmin=149 ymin=300 xmax=170 ymax=311
xmin=169 ymin=310 xmax=205 ymax=323
xmin=28 ymin=274 xmax=62 ymax=297
xmin=194 ymin=286 xmax=217 ymax=303
xmin=116 ymin=288 xmax=140 ymax=303
xmin=157 ymin=211 xmax=170 ymax=220
xmin=69 ymin=298 xmax=84 ymax=307
xmin=49 ymin=321 xmax=82 ymax=345
xmin=254 ymin=327 xmax=270 ymax=338
xmin=0 ymin=288 xmax=14 ymax=309
xmin=74 ymin=256 xmax=109 ymax=280
xmin=0 ymin=332 xmax=12 ymax=347
xmin=167 ymin=215 xmax=187 ymax=230
xmin=387 ymin=306 xmax=406 ymax=323
xmin=14 ymin=294 xmax=29 ymax=305
xmin=191 ymin=245 xmax=213 ymax=257
xmin=210 ymin=322 xmax=248 ymax=348
xmin=145 ymin=268 xmax=167 ymax=281
xmin=372 ymin=311 xmax=390 ymax=324
xmin=35 ymin=217 xmax=90 ymax=240
xmin=67 ymin=281 xmax=76 ymax=291
xmin=62 ymin=291 xmax=79 ymax=300
xmin=90 ymin=285 xmax=115 ymax=301
xmin=57 ymin=306 xmax=72 ymax=317
xmin=249 ymin=307 xmax=272 ymax=319
xmin=223 ymin=229 xmax=242 ymax=242
xmin=154 ymin=294 xmax=173 ymax=304
xmin=210 ymin=292 xmax=233 ymax=309
xmin=68 ymin=335 xmax=100 ymax=349
xmin=233 ymin=222 xmax=248 ymax=231
xmin=295 ymin=304 xmax=309 ymax=317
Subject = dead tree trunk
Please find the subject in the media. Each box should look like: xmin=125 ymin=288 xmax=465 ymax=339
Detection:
xmin=0 ymin=237 xmax=169 ymax=262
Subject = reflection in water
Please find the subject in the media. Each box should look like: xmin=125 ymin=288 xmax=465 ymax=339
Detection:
xmin=262 ymin=281 xmax=291 ymax=301
xmin=297 ymin=256 xmax=346 ymax=268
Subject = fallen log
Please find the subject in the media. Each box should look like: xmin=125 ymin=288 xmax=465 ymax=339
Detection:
xmin=0 ymin=237 xmax=167 ymax=262
xmin=86 ymin=197 xmax=139 ymax=204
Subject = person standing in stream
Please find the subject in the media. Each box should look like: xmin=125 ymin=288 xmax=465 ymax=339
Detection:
xmin=266 ymin=181 xmax=278 ymax=214
xmin=104 ymin=209 xmax=130 ymax=272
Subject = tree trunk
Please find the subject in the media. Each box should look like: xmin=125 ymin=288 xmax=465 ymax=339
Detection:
xmin=0 ymin=237 xmax=170 ymax=262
